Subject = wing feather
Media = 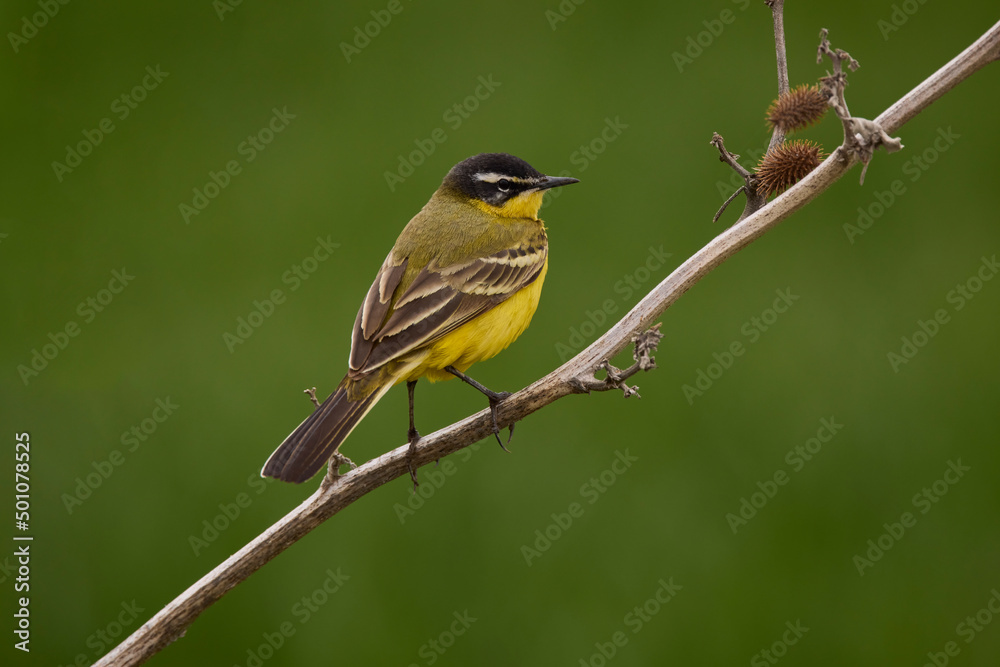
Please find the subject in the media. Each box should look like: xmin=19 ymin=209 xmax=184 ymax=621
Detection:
xmin=349 ymin=237 xmax=547 ymax=375
xmin=351 ymin=255 xmax=407 ymax=370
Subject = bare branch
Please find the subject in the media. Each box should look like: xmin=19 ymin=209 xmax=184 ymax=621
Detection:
xmin=818 ymin=28 xmax=904 ymax=183
xmin=767 ymin=0 xmax=790 ymax=152
xmin=716 ymin=0 xmax=791 ymax=223
xmin=571 ymin=323 xmax=665 ymax=397
xmin=711 ymin=133 xmax=764 ymax=221
xmin=713 ymin=185 xmax=746 ymax=223
xmin=304 ymin=386 xmax=320 ymax=407
xmin=711 ymin=132 xmax=752 ymax=180
xmin=95 ymin=19 xmax=1000 ymax=667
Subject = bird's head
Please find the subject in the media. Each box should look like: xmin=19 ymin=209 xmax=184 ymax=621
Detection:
xmin=441 ymin=153 xmax=579 ymax=220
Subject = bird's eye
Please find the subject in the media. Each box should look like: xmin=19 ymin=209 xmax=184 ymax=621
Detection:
xmin=497 ymin=179 xmax=511 ymax=192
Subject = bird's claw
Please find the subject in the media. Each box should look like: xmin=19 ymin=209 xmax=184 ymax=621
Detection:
xmin=407 ymin=432 xmax=420 ymax=490
xmin=488 ymin=393 xmax=514 ymax=452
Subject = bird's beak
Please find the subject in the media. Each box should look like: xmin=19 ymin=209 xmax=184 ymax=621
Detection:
xmin=535 ymin=175 xmax=580 ymax=191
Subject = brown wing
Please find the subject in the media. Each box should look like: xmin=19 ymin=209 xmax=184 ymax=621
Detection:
xmin=348 ymin=242 xmax=547 ymax=376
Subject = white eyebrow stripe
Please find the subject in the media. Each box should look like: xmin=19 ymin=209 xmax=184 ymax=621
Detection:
xmin=473 ymin=172 xmax=505 ymax=183
xmin=472 ymin=172 xmax=539 ymax=184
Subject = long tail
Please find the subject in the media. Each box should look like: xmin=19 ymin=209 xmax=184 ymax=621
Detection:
xmin=261 ymin=374 xmax=392 ymax=483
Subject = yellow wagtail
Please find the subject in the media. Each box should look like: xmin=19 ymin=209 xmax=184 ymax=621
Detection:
xmin=262 ymin=153 xmax=578 ymax=483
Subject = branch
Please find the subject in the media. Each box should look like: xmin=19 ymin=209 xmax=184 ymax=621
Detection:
xmin=571 ymin=324 xmax=665 ymax=398
xmin=716 ymin=0 xmax=790 ymax=223
xmin=767 ymin=0 xmax=791 ymax=153
xmin=95 ymin=19 xmax=1000 ymax=667
xmin=817 ymin=29 xmax=903 ymax=184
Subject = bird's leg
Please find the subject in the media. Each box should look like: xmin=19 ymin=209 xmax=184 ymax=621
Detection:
xmin=406 ymin=380 xmax=420 ymax=489
xmin=407 ymin=380 xmax=420 ymax=444
xmin=444 ymin=366 xmax=514 ymax=451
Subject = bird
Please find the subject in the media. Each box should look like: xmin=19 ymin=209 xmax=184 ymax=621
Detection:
xmin=261 ymin=152 xmax=579 ymax=483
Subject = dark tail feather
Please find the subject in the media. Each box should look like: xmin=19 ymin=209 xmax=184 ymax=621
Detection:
xmin=262 ymin=375 xmax=389 ymax=483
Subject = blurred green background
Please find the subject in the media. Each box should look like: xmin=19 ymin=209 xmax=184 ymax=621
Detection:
xmin=3 ymin=1 xmax=999 ymax=665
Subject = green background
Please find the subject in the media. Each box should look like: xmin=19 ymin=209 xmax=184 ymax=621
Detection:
xmin=3 ymin=1 xmax=999 ymax=665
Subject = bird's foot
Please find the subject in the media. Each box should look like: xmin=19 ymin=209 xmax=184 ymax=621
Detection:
xmin=407 ymin=429 xmax=421 ymax=491
xmin=486 ymin=392 xmax=514 ymax=451
xmin=444 ymin=366 xmax=516 ymax=451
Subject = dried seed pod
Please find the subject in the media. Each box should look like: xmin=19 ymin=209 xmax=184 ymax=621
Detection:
xmin=756 ymin=140 xmax=827 ymax=197
xmin=766 ymin=84 xmax=828 ymax=133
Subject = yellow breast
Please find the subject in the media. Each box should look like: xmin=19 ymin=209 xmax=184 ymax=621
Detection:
xmin=402 ymin=257 xmax=548 ymax=383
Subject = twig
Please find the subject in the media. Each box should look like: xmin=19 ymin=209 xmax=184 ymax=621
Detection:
xmin=95 ymin=19 xmax=1000 ymax=667
xmin=767 ymin=0 xmax=790 ymax=152
xmin=321 ymin=452 xmax=358 ymax=488
xmin=711 ymin=134 xmax=763 ymax=222
xmin=714 ymin=186 xmax=746 ymax=223
xmin=571 ymin=324 xmax=665 ymax=398
xmin=711 ymin=133 xmax=752 ymax=180
xmin=818 ymin=29 xmax=903 ymax=184
xmin=304 ymin=386 xmax=320 ymax=407
xmin=715 ymin=0 xmax=790 ymax=222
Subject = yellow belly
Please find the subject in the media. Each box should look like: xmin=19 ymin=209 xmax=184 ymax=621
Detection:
xmin=399 ymin=258 xmax=548 ymax=383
